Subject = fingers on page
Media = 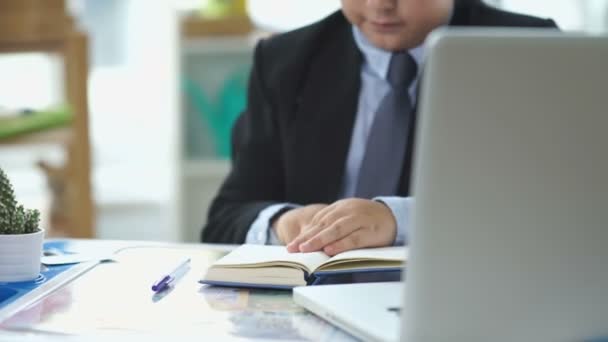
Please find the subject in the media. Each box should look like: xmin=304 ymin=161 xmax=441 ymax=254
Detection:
xmin=323 ymin=230 xmax=367 ymax=256
xmin=299 ymin=216 xmax=361 ymax=253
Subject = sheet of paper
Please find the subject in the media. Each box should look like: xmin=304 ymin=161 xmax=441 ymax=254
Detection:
xmin=41 ymin=253 xmax=114 ymax=266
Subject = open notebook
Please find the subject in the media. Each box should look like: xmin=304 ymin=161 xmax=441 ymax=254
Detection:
xmin=200 ymin=244 xmax=407 ymax=289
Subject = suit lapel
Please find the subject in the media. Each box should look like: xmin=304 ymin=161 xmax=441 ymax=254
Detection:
xmin=289 ymin=14 xmax=362 ymax=202
xmin=450 ymin=0 xmax=479 ymax=26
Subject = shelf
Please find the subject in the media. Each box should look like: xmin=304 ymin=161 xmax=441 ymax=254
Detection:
xmin=182 ymin=159 xmax=230 ymax=178
xmin=0 ymin=126 xmax=72 ymax=146
xmin=0 ymin=2 xmax=95 ymax=238
xmin=181 ymin=35 xmax=254 ymax=55
xmin=181 ymin=15 xmax=253 ymax=37
xmin=0 ymin=0 xmax=65 ymax=12
xmin=0 ymin=39 xmax=66 ymax=54
xmin=0 ymin=7 xmax=73 ymax=49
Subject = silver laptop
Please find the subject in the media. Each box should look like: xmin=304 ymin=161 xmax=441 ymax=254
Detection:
xmin=294 ymin=29 xmax=608 ymax=342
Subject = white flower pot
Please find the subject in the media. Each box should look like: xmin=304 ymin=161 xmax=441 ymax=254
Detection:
xmin=0 ymin=229 xmax=44 ymax=283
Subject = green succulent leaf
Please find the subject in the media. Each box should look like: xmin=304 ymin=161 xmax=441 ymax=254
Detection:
xmin=0 ymin=167 xmax=40 ymax=234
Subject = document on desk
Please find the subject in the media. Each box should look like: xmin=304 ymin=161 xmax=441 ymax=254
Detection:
xmin=41 ymin=253 xmax=114 ymax=266
xmin=200 ymin=244 xmax=407 ymax=289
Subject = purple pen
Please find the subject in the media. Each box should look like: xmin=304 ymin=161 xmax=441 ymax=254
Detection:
xmin=151 ymin=258 xmax=191 ymax=292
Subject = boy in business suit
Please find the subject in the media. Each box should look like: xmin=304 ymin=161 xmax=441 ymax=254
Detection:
xmin=202 ymin=0 xmax=556 ymax=255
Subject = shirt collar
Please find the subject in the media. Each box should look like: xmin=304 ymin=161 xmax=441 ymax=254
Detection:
xmin=352 ymin=26 xmax=424 ymax=81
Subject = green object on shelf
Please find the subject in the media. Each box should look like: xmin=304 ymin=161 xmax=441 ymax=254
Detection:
xmin=200 ymin=0 xmax=247 ymax=19
xmin=0 ymin=106 xmax=72 ymax=141
xmin=183 ymin=67 xmax=248 ymax=158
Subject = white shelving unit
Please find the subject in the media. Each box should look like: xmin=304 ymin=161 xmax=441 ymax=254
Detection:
xmin=177 ymin=160 xmax=231 ymax=242
xmin=177 ymin=19 xmax=255 ymax=242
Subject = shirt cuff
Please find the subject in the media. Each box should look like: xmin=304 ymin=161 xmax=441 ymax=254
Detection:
xmin=245 ymin=203 xmax=299 ymax=245
xmin=373 ymin=196 xmax=412 ymax=246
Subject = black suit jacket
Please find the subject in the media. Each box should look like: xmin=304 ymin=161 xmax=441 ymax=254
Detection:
xmin=202 ymin=0 xmax=557 ymax=243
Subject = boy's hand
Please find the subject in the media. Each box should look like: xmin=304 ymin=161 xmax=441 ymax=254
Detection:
xmin=286 ymin=199 xmax=397 ymax=256
xmin=272 ymin=204 xmax=328 ymax=245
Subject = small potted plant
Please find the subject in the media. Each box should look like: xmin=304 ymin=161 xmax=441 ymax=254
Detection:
xmin=0 ymin=167 xmax=44 ymax=283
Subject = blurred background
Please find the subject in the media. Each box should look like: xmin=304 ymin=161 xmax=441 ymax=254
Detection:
xmin=0 ymin=0 xmax=606 ymax=243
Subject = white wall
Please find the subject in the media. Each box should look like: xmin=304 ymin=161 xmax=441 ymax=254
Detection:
xmin=495 ymin=0 xmax=608 ymax=32
xmin=78 ymin=0 xmax=181 ymax=240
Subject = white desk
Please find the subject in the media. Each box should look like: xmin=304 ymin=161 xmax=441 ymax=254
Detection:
xmin=0 ymin=239 xmax=357 ymax=341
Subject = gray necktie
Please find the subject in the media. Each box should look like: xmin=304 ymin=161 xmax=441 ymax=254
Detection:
xmin=355 ymin=52 xmax=418 ymax=198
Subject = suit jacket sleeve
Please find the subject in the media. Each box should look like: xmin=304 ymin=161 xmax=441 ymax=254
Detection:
xmin=201 ymin=39 xmax=286 ymax=243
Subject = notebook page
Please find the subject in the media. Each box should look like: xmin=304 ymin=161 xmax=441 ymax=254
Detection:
xmin=324 ymin=246 xmax=408 ymax=264
xmin=213 ymin=245 xmax=330 ymax=273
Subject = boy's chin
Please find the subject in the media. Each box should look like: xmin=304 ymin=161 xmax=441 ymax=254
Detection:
xmin=368 ymin=35 xmax=420 ymax=52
